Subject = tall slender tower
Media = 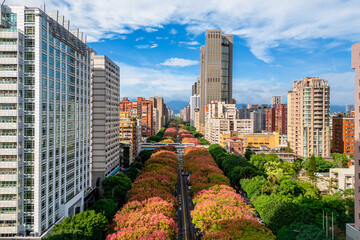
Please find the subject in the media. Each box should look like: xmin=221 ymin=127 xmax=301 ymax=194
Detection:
xmin=287 ymin=77 xmax=330 ymax=158
xmin=199 ymin=30 xmax=233 ymax=133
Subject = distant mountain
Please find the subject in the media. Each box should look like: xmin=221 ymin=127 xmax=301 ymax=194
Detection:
xmin=330 ymin=105 xmax=346 ymax=114
xmin=169 ymin=101 xmax=346 ymax=114
xmin=166 ymin=100 xmax=188 ymax=114
xmin=237 ymin=103 xmax=346 ymax=114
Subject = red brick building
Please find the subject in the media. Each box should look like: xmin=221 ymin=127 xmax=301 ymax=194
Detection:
xmin=265 ymin=104 xmax=287 ymax=135
xmin=225 ymin=136 xmax=243 ymax=157
xmin=332 ymin=114 xmax=355 ymax=156
xmin=120 ymin=97 xmax=153 ymax=137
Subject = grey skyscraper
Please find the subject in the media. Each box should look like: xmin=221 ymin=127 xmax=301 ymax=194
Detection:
xmin=199 ymin=30 xmax=233 ymax=133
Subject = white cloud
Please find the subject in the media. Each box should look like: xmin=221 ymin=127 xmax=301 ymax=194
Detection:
xmin=135 ymin=37 xmax=145 ymax=41
xmin=135 ymin=43 xmax=158 ymax=49
xmin=160 ymin=57 xmax=199 ymax=67
xmin=144 ymin=27 xmax=158 ymax=32
xmin=319 ymin=72 xmax=354 ymax=106
xmin=19 ymin=0 xmax=360 ymax=62
xmin=156 ymin=36 xmax=169 ymax=40
xmin=179 ymin=41 xmax=200 ymax=46
xmin=117 ymin=62 xmax=196 ymax=101
xmin=170 ymin=28 xmax=178 ymax=35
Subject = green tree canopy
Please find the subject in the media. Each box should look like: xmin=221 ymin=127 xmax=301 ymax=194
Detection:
xmin=330 ymin=153 xmax=349 ymax=168
xmin=49 ymin=210 xmax=107 ymax=240
xmin=89 ymin=198 xmax=117 ymax=219
xmin=102 ymin=173 xmax=132 ymax=204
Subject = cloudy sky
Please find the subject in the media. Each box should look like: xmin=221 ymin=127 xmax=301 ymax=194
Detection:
xmin=9 ymin=0 xmax=360 ymax=105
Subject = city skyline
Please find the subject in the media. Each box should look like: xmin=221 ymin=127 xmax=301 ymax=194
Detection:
xmin=5 ymin=0 xmax=359 ymax=105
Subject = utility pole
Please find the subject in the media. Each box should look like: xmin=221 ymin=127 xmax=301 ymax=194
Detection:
xmin=332 ymin=212 xmax=334 ymax=240
xmin=326 ymin=212 xmax=328 ymax=238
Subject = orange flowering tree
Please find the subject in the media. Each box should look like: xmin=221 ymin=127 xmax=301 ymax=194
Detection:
xmin=107 ymin=150 xmax=178 ymax=239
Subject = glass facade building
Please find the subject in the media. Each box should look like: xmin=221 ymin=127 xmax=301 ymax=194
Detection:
xmin=0 ymin=5 xmax=91 ymax=237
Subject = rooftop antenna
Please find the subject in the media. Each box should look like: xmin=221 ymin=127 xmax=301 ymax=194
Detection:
xmin=1 ymin=0 xmax=6 ymax=6
xmin=43 ymin=2 xmax=45 ymax=12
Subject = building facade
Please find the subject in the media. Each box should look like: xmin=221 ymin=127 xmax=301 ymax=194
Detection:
xmin=265 ymin=104 xmax=287 ymax=135
xmin=0 ymin=5 xmax=92 ymax=237
xmin=189 ymin=95 xmax=200 ymax=126
xmin=332 ymin=114 xmax=354 ymax=156
xmin=120 ymin=97 xmax=153 ymax=137
xmin=199 ymin=30 xmax=233 ymax=133
xmin=271 ymin=96 xmax=281 ymax=108
xmin=149 ymin=96 xmax=165 ymax=134
xmin=349 ymin=42 xmax=360 ymax=236
xmin=237 ymin=132 xmax=279 ymax=149
xmin=91 ymin=53 xmax=120 ymax=189
xmin=119 ymin=112 xmax=140 ymax=166
xmin=287 ymin=77 xmax=330 ymax=158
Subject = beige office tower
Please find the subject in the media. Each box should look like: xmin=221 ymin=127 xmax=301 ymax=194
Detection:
xmin=199 ymin=30 xmax=233 ymax=134
xmin=149 ymin=96 xmax=165 ymax=134
xmin=91 ymin=53 xmax=120 ymax=190
xmin=287 ymin=77 xmax=330 ymax=158
xmin=347 ymin=42 xmax=360 ymax=239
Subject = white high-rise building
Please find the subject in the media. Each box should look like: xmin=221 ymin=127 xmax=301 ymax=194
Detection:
xmin=0 ymin=5 xmax=92 ymax=238
xmin=189 ymin=95 xmax=200 ymax=127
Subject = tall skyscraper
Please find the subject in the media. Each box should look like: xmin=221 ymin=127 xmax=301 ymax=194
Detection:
xmin=199 ymin=30 xmax=233 ymax=133
xmin=272 ymin=96 xmax=281 ymax=108
xmin=287 ymin=77 xmax=330 ymax=158
xmin=91 ymin=53 xmax=120 ymax=189
xmin=0 ymin=5 xmax=92 ymax=237
xmin=348 ymin=42 xmax=360 ymax=237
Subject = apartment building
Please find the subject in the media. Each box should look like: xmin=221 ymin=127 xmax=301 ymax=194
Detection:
xmin=120 ymin=97 xmax=153 ymax=137
xmin=119 ymin=112 xmax=141 ymax=166
xmin=332 ymin=113 xmax=354 ymax=156
xmin=272 ymin=96 xmax=281 ymax=108
xmin=238 ymin=104 xmax=268 ymax=133
xmin=194 ymin=107 xmax=200 ymax=131
xmin=329 ymin=166 xmax=354 ymax=192
xmin=204 ymin=102 xmax=251 ymax=144
xmin=287 ymin=77 xmax=330 ymax=158
xmin=265 ymin=104 xmax=287 ymax=135
xmin=199 ymin=30 xmax=233 ymax=133
xmin=347 ymin=42 xmax=360 ymax=238
xmin=91 ymin=53 xmax=120 ymax=189
xmin=149 ymin=96 xmax=166 ymax=134
xmin=189 ymin=95 xmax=200 ymax=126
xmin=0 ymin=5 xmax=92 ymax=237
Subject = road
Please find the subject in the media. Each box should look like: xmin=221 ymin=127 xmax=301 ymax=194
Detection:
xmin=177 ymin=153 xmax=195 ymax=240
xmin=176 ymin=125 xmax=196 ymax=240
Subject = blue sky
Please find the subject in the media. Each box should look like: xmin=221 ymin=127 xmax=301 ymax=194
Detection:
xmin=10 ymin=0 xmax=360 ymax=105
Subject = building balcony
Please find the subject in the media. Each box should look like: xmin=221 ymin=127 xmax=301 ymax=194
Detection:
xmin=0 ymin=226 xmax=17 ymax=233
xmin=0 ymin=96 xmax=18 ymax=103
xmin=0 ymin=70 xmax=18 ymax=78
xmin=0 ymin=174 xmax=17 ymax=181
xmin=0 ymin=187 xmax=17 ymax=194
xmin=0 ymin=58 xmax=17 ymax=65
xmin=0 ymin=45 xmax=18 ymax=52
xmin=0 ymin=199 xmax=17 ymax=208
xmin=0 ymin=213 xmax=17 ymax=221
xmin=0 ymin=122 xmax=17 ymax=129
